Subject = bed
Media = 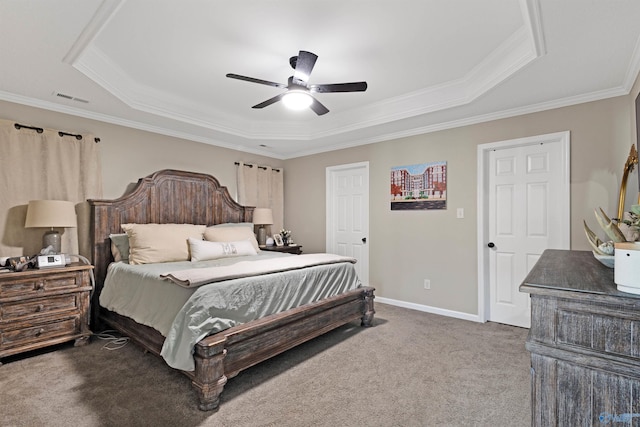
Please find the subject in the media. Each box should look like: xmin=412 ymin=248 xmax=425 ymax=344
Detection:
xmin=88 ymin=169 xmax=375 ymax=411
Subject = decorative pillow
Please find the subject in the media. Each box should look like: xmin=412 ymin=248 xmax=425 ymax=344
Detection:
xmin=109 ymin=233 xmax=130 ymax=263
xmin=121 ymin=223 xmax=206 ymax=265
xmin=204 ymin=226 xmax=260 ymax=252
xmin=188 ymin=237 xmax=257 ymax=262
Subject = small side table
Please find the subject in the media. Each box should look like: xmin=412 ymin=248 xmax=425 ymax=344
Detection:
xmin=0 ymin=263 xmax=93 ymax=365
xmin=261 ymin=245 xmax=303 ymax=255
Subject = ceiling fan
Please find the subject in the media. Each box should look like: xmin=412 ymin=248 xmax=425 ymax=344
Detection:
xmin=226 ymin=50 xmax=367 ymax=116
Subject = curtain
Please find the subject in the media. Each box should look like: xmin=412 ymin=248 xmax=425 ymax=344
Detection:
xmin=236 ymin=162 xmax=284 ymax=238
xmin=0 ymin=119 xmax=103 ymax=258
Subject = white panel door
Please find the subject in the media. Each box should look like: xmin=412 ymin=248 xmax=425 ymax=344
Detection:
xmin=488 ymin=139 xmax=568 ymax=327
xmin=326 ymin=162 xmax=369 ymax=286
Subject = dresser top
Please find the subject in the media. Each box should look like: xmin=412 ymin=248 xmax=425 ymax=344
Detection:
xmin=519 ymin=249 xmax=640 ymax=300
xmin=0 ymin=263 xmax=93 ymax=280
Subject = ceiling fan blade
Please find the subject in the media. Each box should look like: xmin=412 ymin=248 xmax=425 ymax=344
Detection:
xmin=252 ymin=93 xmax=285 ymax=109
xmin=226 ymin=73 xmax=287 ymax=89
xmin=293 ymin=51 xmax=318 ymax=83
xmin=310 ymin=81 xmax=368 ymax=93
xmin=309 ymin=97 xmax=329 ymax=116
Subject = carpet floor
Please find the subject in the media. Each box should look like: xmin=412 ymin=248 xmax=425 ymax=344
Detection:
xmin=0 ymin=303 xmax=530 ymax=427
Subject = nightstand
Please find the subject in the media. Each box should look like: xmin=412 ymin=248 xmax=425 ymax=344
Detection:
xmin=0 ymin=263 xmax=93 ymax=365
xmin=261 ymin=245 xmax=303 ymax=255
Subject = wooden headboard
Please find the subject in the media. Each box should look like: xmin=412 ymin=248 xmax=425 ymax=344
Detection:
xmin=88 ymin=169 xmax=254 ymax=322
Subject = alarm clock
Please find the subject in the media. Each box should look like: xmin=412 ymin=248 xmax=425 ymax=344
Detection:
xmin=36 ymin=254 xmax=66 ymax=268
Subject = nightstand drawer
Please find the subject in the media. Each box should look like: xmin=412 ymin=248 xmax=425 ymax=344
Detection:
xmin=1 ymin=294 xmax=78 ymax=321
xmin=1 ymin=316 xmax=79 ymax=350
xmin=0 ymin=272 xmax=83 ymax=298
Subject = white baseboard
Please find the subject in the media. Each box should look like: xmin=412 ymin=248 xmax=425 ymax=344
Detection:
xmin=375 ymin=296 xmax=482 ymax=323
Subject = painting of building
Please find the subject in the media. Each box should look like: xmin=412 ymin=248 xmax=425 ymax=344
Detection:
xmin=390 ymin=161 xmax=447 ymax=210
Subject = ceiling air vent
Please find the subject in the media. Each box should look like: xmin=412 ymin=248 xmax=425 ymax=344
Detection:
xmin=54 ymin=92 xmax=89 ymax=103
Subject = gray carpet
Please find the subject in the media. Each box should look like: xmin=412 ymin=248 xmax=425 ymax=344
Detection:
xmin=0 ymin=303 xmax=530 ymax=427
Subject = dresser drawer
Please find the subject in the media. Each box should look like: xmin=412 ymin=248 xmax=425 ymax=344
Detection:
xmin=0 ymin=294 xmax=78 ymax=321
xmin=1 ymin=316 xmax=80 ymax=350
xmin=0 ymin=272 xmax=84 ymax=299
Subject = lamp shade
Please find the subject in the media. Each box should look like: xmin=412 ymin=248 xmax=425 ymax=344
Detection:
xmin=25 ymin=200 xmax=77 ymax=228
xmin=252 ymin=208 xmax=273 ymax=225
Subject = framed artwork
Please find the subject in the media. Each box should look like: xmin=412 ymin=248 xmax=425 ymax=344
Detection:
xmin=273 ymin=234 xmax=284 ymax=246
xmin=390 ymin=161 xmax=447 ymax=210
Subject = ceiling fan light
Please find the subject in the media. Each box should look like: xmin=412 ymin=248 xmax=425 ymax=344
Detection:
xmin=282 ymin=91 xmax=313 ymax=110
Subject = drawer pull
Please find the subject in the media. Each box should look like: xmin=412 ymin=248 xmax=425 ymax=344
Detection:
xmin=35 ymin=304 xmax=44 ymax=312
xmin=35 ymin=328 xmax=45 ymax=337
xmin=35 ymin=282 xmax=45 ymax=290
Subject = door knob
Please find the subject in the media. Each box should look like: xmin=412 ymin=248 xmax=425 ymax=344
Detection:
xmin=487 ymin=242 xmax=495 ymax=248
xmin=362 ymin=237 xmax=367 ymax=243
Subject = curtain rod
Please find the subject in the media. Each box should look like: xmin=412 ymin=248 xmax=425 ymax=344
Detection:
xmin=234 ymin=162 xmax=281 ymax=172
xmin=14 ymin=122 xmax=100 ymax=143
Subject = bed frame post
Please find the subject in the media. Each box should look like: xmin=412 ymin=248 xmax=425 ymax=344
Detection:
xmin=361 ymin=287 xmax=376 ymax=327
xmin=192 ymin=336 xmax=228 ymax=411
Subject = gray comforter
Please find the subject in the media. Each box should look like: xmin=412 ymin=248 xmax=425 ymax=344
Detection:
xmin=100 ymin=252 xmax=361 ymax=371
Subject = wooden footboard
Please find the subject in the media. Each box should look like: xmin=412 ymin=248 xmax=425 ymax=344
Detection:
xmin=100 ymin=286 xmax=375 ymax=411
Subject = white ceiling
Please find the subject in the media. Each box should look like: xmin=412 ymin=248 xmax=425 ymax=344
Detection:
xmin=2 ymin=0 xmax=640 ymax=159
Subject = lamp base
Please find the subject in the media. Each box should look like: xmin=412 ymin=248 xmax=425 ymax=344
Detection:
xmin=257 ymin=226 xmax=267 ymax=246
xmin=43 ymin=230 xmax=62 ymax=254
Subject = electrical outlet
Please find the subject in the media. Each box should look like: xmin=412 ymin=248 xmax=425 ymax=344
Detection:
xmin=457 ymin=208 xmax=464 ymax=218
xmin=424 ymin=279 xmax=431 ymax=290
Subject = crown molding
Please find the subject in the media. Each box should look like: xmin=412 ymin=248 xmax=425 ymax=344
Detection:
xmin=622 ymin=34 xmax=640 ymax=91
xmin=0 ymin=81 xmax=629 ymax=161
xmin=62 ymin=0 xmax=124 ymax=65
xmin=521 ymin=0 xmax=546 ymax=57
xmin=70 ymin=0 xmax=543 ymax=142
xmin=0 ymin=90 xmax=283 ymax=159
xmin=284 ymin=86 xmax=630 ymax=159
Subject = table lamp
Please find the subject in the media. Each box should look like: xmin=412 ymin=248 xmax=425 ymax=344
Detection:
xmin=253 ymin=208 xmax=273 ymax=247
xmin=25 ymin=200 xmax=77 ymax=253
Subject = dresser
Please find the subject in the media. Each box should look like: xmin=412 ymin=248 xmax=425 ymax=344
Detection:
xmin=0 ymin=264 xmax=93 ymax=364
xmin=520 ymin=250 xmax=640 ymax=426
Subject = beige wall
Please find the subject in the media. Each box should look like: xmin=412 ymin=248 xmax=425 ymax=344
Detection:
xmin=0 ymin=101 xmax=283 ymax=200
xmin=1 ymin=88 xmax=637 ymax=317
xmin=284 ymin=96 xmax=634 ymax=315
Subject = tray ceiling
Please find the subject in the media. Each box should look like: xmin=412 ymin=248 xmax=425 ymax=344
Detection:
xmin=1 ymin=0 xmax=640 ymax=158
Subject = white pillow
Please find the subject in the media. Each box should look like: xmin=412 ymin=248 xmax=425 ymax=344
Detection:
xmin=121 ymin=223 xmax=206 ymax=265
xmin=204 ymin=226 xmax=260 ymax=252
xmin=188 ymin=237 xmax=257 ymax=262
